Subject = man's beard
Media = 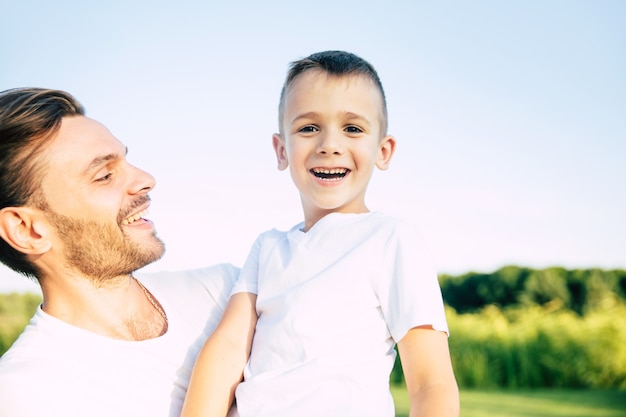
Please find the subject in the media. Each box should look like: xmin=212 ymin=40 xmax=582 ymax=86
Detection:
xmin=43 ymin=207 xmax=165 ymax=285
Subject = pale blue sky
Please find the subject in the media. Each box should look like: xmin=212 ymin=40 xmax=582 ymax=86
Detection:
xmin=1 ymin=0 xmax=625 ymax=293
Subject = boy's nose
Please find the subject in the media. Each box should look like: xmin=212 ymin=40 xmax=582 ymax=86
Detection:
xmin=317 ymin=132 xmax=344 ymax=155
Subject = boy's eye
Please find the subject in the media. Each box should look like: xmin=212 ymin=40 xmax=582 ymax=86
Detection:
xmin=298 ymin=125 xmax=318 ymax=133
xmin=345 ymin=125 xmax=363 ymax=134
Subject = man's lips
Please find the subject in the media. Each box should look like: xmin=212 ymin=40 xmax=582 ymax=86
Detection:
xmin=121 ymin=208 xmax=149 ymax=225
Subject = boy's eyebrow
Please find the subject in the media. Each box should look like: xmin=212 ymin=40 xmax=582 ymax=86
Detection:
xmin=342 ymin=112 xmax=370 ymax=123
xmin=290 ymin=112 xmax=320 ymax=124
xmin=84 ymin=147 xmax=128 ymax=175
xmin=290 ymin=111 xmax=371 ymax=124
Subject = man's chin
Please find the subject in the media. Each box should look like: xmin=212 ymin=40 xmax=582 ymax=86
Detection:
xmin=139 ymin=238 xmax=166 ymax=267
xmin=120 ymin=237 xmax=165 ymax=275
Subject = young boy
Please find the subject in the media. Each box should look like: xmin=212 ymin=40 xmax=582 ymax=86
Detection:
xmin=182 ymin=50 xmax=459 ymax=417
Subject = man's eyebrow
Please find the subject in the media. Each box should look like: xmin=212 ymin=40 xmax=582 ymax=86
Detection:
xmin=84 ymin=147 xmax=128 ymax=174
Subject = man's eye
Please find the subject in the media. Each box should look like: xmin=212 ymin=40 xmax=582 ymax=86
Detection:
xmin=96 ymin=172 xmax=113 ymax=182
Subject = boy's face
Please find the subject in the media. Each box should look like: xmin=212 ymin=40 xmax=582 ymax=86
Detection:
xmin=273 ymin=71 xmax=395 ymax=229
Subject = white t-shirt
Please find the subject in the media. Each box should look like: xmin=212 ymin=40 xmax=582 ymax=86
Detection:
xmin=232 ymin=212 xmax=448 ymax=417
xmin=0 ymin=264 xmax=239 ymax=417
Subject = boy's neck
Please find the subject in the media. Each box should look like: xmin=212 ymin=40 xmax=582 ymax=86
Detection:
xmin=302 ymin=207 xmax=370 ymax=232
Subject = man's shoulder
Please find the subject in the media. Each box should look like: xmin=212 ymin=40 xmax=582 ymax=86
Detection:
xmin=136 ymin=263 xmax=240 ymax=307
xmin=137 ymin=263 xmax=239 ymax=286
xmin=0 ymin=317 xmax=50 ymax=395
xmin=176 ymin=263 xmax=240 ymax=282
xmin=0 ymin=366 xmax=38 ymax=416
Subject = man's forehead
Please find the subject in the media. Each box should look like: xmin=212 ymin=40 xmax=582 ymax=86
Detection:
xmin=46 ymin=116 xmax=126 ymax=171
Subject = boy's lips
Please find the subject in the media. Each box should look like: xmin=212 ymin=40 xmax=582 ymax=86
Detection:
xmin=310 ymin=167 xmax=350 ymax=181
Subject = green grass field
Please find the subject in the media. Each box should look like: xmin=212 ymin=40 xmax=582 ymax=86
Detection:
xmin=391 ymin=386 xmax=626 ymax=417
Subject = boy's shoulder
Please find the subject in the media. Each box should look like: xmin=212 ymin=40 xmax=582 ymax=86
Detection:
xmin=251 ymin=213 xmax=423 ymax=244
xmin=363 ymin=213 xmax=432 ymax=253
xmin=369 ymin=211 xmax=406 ymax=225
xmin=255 ymin=222 xmax=301 ymax=240
xmin=368 ymin=211 xmax=419 ymax=233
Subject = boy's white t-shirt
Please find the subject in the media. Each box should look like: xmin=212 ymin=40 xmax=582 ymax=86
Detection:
xmin=0 ymin=264 xmax=239 ymax=417
xmin=232 ymin=212 xmax=448 ymax=417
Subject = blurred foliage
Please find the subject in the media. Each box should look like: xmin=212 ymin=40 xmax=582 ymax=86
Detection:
xmin=398 ymin=266 xmax=626 ymax=389
xmin=0 ymin=292 xmax=41 ymax=354
xmin=439 ymin=266 xmax=626 ymax=315
xmin=446 ymin=301 xmax=626 ymax=389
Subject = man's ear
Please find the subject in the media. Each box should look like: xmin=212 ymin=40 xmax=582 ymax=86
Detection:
xmin=0 ymin=207 xmax=52 ymax=255
xmin=272 ymin=133 xmax=289 ymax=171
xmin=376 ymin=135 xmax=396 ymax=170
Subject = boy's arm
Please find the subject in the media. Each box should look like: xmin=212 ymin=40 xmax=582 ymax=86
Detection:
xmin=181 ymin=292 xmax=257 ymax=417
xmin=397 ymin=325 xmax=460 ymax=417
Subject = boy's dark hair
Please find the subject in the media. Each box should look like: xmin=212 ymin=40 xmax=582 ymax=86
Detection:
xmin=0 ymin=87 xmax=85 ymax=277
xmin=278 ymin=50 xmax=388 ymax=135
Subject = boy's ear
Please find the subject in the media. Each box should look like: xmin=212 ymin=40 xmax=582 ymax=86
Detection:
xmin=0 ymin=207 xmax=52 ymax=255
xmin=376 ymin=135 xmax=396 ymax=170
xmin=272 ymin=133 xmax=289 ymax=171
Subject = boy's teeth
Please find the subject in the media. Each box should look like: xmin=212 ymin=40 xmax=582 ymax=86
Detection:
xmin=122 ymin=209 xmax=148 ymax=225
xmin=313 ymin=168 xmax=347 ymax=174
xmin=311 ymin=168 xmax=348 ymax=181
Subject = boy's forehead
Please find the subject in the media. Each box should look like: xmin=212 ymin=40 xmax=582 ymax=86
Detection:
xmin=283 ymin=71 xmax=386 ymax=123
xmin=288 ymin=70 xmax=377 ymax=94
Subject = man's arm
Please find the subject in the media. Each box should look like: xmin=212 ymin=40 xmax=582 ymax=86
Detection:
xmin=397 ymin=325 xmax=460 ymax=417
xmin=181 ymin=292 xmax=257 ymax=417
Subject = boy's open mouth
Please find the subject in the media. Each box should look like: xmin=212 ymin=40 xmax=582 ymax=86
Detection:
xmin=311 ymin=168 xmax=349 ymax=180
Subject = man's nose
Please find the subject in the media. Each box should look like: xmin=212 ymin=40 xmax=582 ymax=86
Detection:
xmin=128 ymin=164 xmax=156 ymax=195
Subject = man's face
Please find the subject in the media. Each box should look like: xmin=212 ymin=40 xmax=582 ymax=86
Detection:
xmin=37 ymin=116 xmax=164 ymax=282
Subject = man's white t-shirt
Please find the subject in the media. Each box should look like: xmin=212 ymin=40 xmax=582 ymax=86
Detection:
xmin=0 ymin=264 xmax=238 ymax=417
xmin=232 ymin=212 xmax=448 ymax=417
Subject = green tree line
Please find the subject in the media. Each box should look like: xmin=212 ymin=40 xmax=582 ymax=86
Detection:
xmin=398 ymin=266 xmax=626 ymax=389
xmin=439 ymin=266 xmax=626 ymax=315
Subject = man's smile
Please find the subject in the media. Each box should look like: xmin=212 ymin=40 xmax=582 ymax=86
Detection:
xmin=122 ymin=208 xmax=149 ymax=225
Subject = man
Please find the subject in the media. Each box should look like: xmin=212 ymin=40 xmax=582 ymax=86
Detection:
xmin=0 ymin=88 xmax=238 ymax=417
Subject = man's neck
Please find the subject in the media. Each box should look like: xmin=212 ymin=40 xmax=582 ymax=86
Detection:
xmin=39 ymin=273 xmax=167 ymax=341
